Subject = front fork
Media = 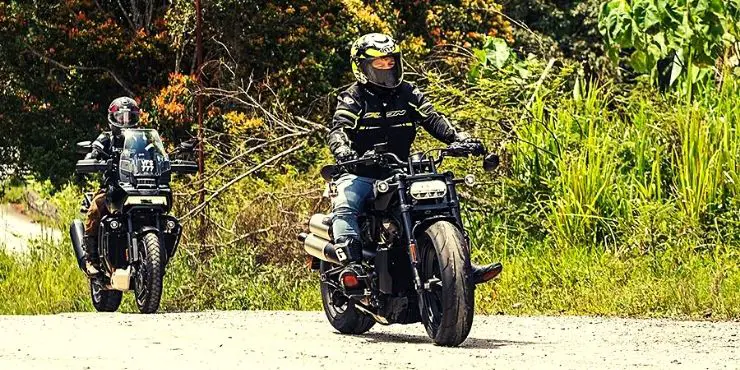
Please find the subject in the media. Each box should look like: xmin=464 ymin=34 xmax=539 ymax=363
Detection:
xmin=397 ymin=182 xmax=424 ymax=294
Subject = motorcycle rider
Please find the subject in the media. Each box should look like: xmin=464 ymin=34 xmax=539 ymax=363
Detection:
xmin=82 ymin=96 xmax=141 ymax=274
xmin=328 ymin=33 xmax=503 ymax=286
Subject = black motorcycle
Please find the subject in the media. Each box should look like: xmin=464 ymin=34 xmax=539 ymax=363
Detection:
xmin=298 ymin=142 xmax=499 ymax=346
xmin=70 ymin=129 xmax=198 ymax=314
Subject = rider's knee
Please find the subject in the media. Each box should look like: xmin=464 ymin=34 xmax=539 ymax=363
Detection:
xmin=332 ymin=204 xmax=360 ymax=218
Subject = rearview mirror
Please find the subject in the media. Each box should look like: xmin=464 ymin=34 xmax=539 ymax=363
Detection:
xmin=76 ymin=141 xmax=92 ymax=154
xmin=483 ymin=153 xmax=499 ymax=172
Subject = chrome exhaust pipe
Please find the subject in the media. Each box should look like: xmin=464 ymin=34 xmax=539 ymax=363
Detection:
xmin=69 ymin=219 xmax=86 ymax=271
xmin=299 ymin=232 xmax=377 ymax=265
xmin=300 ymin=233 xmax=340 ymax=264
xmin=308 ymin=213 xmax=332 ymax=241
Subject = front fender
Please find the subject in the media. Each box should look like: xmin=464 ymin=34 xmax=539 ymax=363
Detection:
xmin=411 ymin=215 xmax=461 ymax=239
xmin=135 ymin=226 xmax=161 ymax=237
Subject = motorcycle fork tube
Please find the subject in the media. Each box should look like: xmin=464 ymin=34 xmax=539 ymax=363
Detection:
xmin=397 ymin=181 xmax=423 ymax=293
xmin=155 ymin=214 xmax=165 ymax=256
xmin=128 ymin=215 xmax=138 ymax=263
xmin=445 ymin=175 xmax=463 ymax=228
xmin=445 ymin=176 xmax=471 ymax=255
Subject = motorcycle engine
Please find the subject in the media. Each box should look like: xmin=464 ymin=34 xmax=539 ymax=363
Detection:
xmin=379 ymin=218 xmax=400 ymax=245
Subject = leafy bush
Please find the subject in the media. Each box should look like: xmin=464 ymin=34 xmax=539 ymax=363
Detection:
xmin=599 ymin=0 xmax=740 ymax=93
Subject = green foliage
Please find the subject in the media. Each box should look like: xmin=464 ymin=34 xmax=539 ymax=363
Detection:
xmin=599 ymin=0 xmax=740 ymax=93
xmin=467 ymin=36 xmax=536 ymax=83
xmin=499 ymin=0 xmax=606 ymax=64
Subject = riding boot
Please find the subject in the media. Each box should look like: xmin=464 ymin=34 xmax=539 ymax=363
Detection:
xmin=334 ymin=236 xmax=366 ymax=290
xmin=470 ymin=262 xmax=503 ymax=284
xmin=83 ymin=235 xmax=101 ymax=275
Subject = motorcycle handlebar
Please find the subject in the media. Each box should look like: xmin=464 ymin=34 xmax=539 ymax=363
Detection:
xmin=336 ymin=151 xmax=406 ymax=168
xmin=336 ymin=143 xmax=485 ymax=169
xmin=75 ymin=159 xmax=111 ymax=174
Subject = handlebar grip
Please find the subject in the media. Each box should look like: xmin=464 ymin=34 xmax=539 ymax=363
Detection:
xmin=75 ymin=159 xmax=109 ymax=174
xmin=170 ymin=160 xmax=199 ymax=174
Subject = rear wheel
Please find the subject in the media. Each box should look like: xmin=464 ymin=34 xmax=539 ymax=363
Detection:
xmin=134 ymin=232 xmax=165 ymax=314
xmin=417 ymin=221 xmax=474 ymax=347
xmin=319 ymin=261 xmax=376 ymax=334
xmin=90 ymin=281 xmax=122 ymax=312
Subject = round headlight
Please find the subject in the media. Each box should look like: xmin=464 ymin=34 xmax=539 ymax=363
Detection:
xmin=166 ymin=220 xmax=177 ymax=230
xmin=109 ymin=220 xmax=120 ymax=230
xmin=464 ymin=174 xmax=476 ymax=186
xmin=376 ymin=180 xmax=390 ymax=193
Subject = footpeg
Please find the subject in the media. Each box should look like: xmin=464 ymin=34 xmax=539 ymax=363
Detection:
xmin=471 ymin=262 xmax=503 ymax=285
xmin=85 ymin=261 xmax=101 ymax=276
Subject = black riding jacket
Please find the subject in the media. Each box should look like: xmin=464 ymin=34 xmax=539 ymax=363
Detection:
xmin=86 ymin=131 xmax=125 ymax=187
xmin=327 ymin=81 xmax=462 ymax=178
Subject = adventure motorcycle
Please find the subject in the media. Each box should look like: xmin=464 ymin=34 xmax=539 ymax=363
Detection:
xmin=70 ymin=129 xmax=198 ymax=314
xmin=298 ymin=142 xmax=500 ymax=346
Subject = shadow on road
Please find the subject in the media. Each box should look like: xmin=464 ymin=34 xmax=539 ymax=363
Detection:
xmin=356 ymin=332 xmax=538 ymax=349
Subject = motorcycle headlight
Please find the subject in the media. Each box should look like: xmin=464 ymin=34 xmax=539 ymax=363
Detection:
xmin=124 ymin=196 xmax=168 ymax=206
xmin=409 ymin=180 xmax=447 ymax=200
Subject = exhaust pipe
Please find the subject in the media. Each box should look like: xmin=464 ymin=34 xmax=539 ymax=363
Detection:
xmin=308 ymin=213 xmax=332 ymax=241
xmin=300 ymin=232 xmax=340 ymax=264
xmin=299 ymin=232 xmax=376 ymax=265
xmin=69 ymin=219 xmax=86 ymax=271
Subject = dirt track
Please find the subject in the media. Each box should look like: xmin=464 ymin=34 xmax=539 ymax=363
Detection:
xmin=0 ymin=203 xmax=61 ymax=253
xmin=0 ymin=311 xmax=737 ymax=370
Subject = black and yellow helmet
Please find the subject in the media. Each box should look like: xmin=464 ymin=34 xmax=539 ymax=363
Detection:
xmin=350 ymin=33 xmax=403 ymax=89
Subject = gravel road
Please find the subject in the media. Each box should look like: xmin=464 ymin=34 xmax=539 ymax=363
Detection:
xmin=0 ymin=311 xmax=737 ymax=370
xmin=0 ymin=203 xmax=61 ymax=253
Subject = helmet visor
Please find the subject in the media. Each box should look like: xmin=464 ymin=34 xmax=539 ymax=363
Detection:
xmin=111 ymin=107 xmax=140 ymax=128
xmin=361 ymin=55 xmax=403 ymax=88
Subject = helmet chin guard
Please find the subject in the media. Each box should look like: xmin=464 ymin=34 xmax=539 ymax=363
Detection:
xmin=351 ymin=33 xmax=404 ymax=89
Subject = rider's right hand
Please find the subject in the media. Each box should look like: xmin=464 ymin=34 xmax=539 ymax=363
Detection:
xmin=335 ymin=146 xmax=358 ymax=163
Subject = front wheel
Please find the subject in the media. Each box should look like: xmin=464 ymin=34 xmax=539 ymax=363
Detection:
xmin=90 ymin=281 xmax=122 ymax=312
xmin=417 ymin=221 xmax=474 ymax=347
xmin=319 ymin=261 xmax=376 ymax=334
xmin=134 ymin=232 xmax=165 ymax=314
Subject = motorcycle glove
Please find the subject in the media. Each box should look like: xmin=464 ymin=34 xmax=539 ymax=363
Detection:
xmin=335 ymin=146 xmax=358 ymax=163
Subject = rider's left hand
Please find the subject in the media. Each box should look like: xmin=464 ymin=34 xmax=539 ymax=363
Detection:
xmin=453 ymin=132 xmax=486 ymax=156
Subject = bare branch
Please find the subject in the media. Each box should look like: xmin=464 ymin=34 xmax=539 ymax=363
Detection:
xmin=296 ymin=116 xmax=328 ymax=132
xmin=179 ymin=143 xmax=305 ymax=221
xmin=24 ymin=44 xmax=135 ymax=96
xmin=193 ymin=131 xmax=308 ymax=185
xmin=129 ymin=0 xmax=142 ymax=29
xmin=117 ymin=0 xmax=137 ymax=32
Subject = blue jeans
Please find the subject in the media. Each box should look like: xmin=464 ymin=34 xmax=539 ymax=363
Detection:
xmin=331 ymin=174 xmax=375 ymax=241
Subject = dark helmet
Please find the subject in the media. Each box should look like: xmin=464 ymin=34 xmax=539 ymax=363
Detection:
xmin=350 ymin=33 xmax=404 ymax=89
xmin=107 ymin=97 xmax=141 ymax=130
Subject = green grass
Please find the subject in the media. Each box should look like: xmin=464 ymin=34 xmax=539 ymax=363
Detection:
xmin=2 ymin=230 xmax=738 ymax=319
xmin=472 ymin=242 xmax=740 ymax=319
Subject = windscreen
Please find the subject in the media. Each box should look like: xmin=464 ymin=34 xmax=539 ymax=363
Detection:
xmin=119 ymin=129 xmax=170 ymax=181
